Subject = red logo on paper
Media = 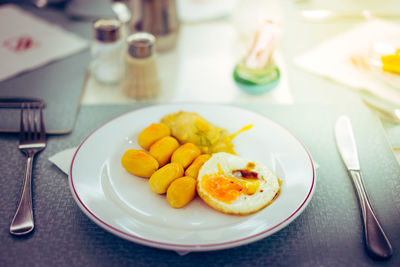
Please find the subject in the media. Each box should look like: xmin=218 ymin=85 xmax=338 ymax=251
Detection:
xmin=3 ymin=35 xmax=40 ymax=53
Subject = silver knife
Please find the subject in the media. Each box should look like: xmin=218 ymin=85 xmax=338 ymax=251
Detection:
xmin=335 ymin=116 xmax=393 ymax=259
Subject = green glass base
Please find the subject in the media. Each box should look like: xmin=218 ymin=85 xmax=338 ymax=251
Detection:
xmin=233 ymin=62 xmax=280 ymax=95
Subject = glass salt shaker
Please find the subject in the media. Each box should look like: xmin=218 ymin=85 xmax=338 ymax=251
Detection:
xmin=122 ymin=32 xmax=160 ymax=99
xmin=91 ymin=19 xmax=124 ymax=84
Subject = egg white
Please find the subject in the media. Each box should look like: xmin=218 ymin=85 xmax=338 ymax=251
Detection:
xmin=197 ymin=152 xmax=281 ymax=215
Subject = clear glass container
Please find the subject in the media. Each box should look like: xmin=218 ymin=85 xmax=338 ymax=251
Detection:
xmin=91 ymin=19 xmax=124 ymax=84
xmin=233 ymin=59 xmax=280 ymax=95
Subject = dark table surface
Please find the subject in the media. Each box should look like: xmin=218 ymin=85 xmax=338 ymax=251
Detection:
xmin=0 ymin=3 xmax=92 ymax=134
xmin=0 ymin=103 xmax=399 ymax=266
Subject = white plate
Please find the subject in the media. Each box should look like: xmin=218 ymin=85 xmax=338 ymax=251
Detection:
xmin=69 ymin=104 xmax=316 ymax=252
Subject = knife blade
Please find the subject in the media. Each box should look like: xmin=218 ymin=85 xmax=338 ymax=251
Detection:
xmin=335 ymin=116 xmax=393 ymax=259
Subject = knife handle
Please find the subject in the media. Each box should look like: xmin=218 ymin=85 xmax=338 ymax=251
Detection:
xmin=349 ymin=170 xmax=393 ymax=259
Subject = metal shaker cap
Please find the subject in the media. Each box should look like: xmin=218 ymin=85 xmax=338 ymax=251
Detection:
xmin=94 ymin=19 xmax=121 ymax=43
xmin=127 ymin=32 xmax=156 ymax=58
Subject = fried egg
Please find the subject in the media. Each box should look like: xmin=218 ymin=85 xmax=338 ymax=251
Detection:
xmin=197 ymin=152 xmax=281 ymax=215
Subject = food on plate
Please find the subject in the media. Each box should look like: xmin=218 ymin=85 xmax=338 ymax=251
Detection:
xmin=381 ymin=49 xmax=400 ymax=74
xmin=197 ymin=152 xmax=280 ymax=215
xmin=138 ymin=123 xmax=171 ymax=150
xmin=185 ymin=154 xmax=212 ymax=179
xmin=148 ymin=162 xmax=184 ymax=194
xmin=121 ymin=149 xmax=159 ymax=178
xmin=161 ymin=111 xmax=237 ymax=154
xmin=149 ymin=136 xmax=180 ymax=167
xmin=121 ymin=111 xmax=272 ymax=212
xmin=171 ymin=143 xmax=201 ymax=169
xmin=166 ymin=176 xmax=196 ymax=208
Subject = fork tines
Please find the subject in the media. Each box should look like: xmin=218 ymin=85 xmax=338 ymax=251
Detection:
xmin=20 ymin=102 xmax=46 ymax=143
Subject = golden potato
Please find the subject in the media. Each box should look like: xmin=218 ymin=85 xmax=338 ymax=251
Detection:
xmin=185 ymin=154 xmax=211 ymax=179
xmin=149 ymin=136 xmax=180 ymax=167
xmin=138 ymin=123 xmax=171 ymax=150
xmin=148 ymin=162 xmax=184 ymax=194
xmin=171 ymin=143 xmax=201 ymax=169
xmin=121 ymin=149 xmax=159 ymax=178
xmin=167 ymin=176 xmax=196 ymax=208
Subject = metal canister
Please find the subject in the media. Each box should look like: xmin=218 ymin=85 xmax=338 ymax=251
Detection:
xmin=127 ymin=32 xmax=155 ymax=58
xmin=127 ymin=0 xmax=179 ymax=51
xmin=94 ymin=19 xmax=121 ymax=42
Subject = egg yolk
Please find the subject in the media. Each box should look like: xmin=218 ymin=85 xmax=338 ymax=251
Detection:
xmin=229 ymin=124 xmax=253 ymax=140
xmin=201 ymin=174 xmax=244 ymax=204
xmin=241 ymin=179 xmax=260 ymax=195
xmin=381 ymin=49 xmax=400 ymax=74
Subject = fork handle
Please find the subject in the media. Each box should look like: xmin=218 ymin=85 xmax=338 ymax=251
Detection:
xmin=10 ymin=154 xmax=35 ymax=235
xmin=349 ymin=170 xmax=393 ymax=259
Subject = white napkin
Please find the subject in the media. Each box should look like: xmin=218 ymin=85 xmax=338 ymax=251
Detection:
xmin=294 ymin=19 xmax=400 ymax=105
xmin=48 ymin=147 xmax=77 ymax=175
xmin=0 ymin=4 xmax=89 ymax=82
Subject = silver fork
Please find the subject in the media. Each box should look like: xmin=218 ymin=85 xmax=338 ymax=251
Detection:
xmin=10 ymin=102 xmax=46 ymax=235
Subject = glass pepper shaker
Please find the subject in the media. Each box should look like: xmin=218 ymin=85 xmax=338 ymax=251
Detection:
xmin=122 ymin=32 xmax=160 ymax=99
xmin=91 ymin=19 xmax=124 ymax=84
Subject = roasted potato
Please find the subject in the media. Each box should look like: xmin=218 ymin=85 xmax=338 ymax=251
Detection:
xmin=138 ymin=123 xmax=170 ymax=150
xmin=167 ymin=176 xmax=196 ymax=208
xmin=185 ymin=154 xmax=211 ymax=179
xmin=148 ymin=162 xmax=184 ymax=194
xmin=171 ymin=143 xmax=201 ymax=169
xmin=121 ymin=149 xmax=159 ymax=178
xmin=149 ymin=136 xmax=180 ymax=167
